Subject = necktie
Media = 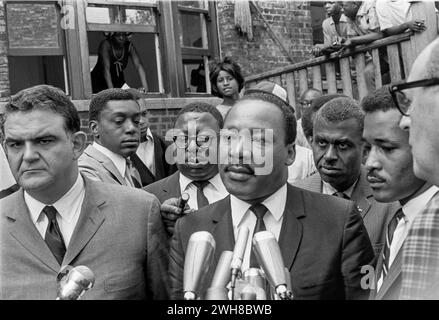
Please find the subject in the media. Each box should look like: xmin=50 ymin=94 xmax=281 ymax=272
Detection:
xmin=126 ymin=158 xmax=142 ymax=188
xmin=333 ymin=191 xmax=350 ymax=200
xmin=382 ymin=208 xmax=405 ymax=279
xmin=249 ymin=203 xmax=268 ymax=268
xmin=43 ymin=206 xmax=66 ymax=265
xmin=192 ymin=180 xmax=210 ymax=209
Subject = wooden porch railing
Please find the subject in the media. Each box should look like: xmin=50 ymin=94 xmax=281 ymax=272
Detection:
xmin=245 ymin=2 xmax=438 ymax=112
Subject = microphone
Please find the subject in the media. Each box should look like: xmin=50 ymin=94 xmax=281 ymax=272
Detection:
xmin=241 ymin=284 xmax=257 ymax=300
xmin=205 ymin=250 xmax=233 ymax=300
xmin=242 ymin=268 xmax=268 ymax=300
xmin=56 ymin=265 xmax=95 ymax=300
xmin=252 ymin=231 xmax=293 ymax=300
xmin=230 ymin=227 xmax=250 ymax=299
xmin=183 ymin=231 xmax=216 ymax=300
xmin=178 ymin=193 xmax=190 ymax=214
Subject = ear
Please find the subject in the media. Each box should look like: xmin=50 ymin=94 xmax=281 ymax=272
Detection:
xmin=71 ymin=131 xmax=87 ymax=160
xmin=89 ymin=120 xmax=99 ymax=139
xmin=285 ymin=142 xmax=296 ymax=166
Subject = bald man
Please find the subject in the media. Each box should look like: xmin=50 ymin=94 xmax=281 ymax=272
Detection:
xmin=398 ymin=38 xmax=439 ymax=299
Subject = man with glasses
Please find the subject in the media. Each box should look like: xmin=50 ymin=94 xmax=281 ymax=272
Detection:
xmin=144 ymin=102 xmax=228 ymax=235
xmin=395 ymin=38 xmax=439 ymax=299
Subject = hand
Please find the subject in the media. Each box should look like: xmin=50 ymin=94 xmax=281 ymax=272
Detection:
xmin=160 ymin=197 xmax=195 ymax=236
xmin=310 ymin=44 xmax=325 ymax=57
xmin=406 ymin=20 xmax=426 ymax=33
xmin=337 ymin=39 xmax=353 ymax=57
xmin=138 ymin=87 xmax=147 ymax=93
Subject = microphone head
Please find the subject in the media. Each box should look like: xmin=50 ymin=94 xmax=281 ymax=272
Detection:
xmin=57 ymin=265 xmax=95 ymax=300
xmin=252 ymin=231 xmax=288 ymax=289
xmin=183 ymin=231 xmax=216 ymax=299
xmin=231 ymin=227 xmax=250 ymax=271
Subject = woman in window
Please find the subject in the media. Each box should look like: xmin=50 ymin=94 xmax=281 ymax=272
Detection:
xmin=91 ymin=32 xmax=148 ymax=93
xmin=209 ymin=57 xmax=244 ymax=119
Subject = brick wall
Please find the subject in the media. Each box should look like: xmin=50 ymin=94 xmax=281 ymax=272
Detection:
xmin=0 ymin=1 xmax=9 ymax=99
xmin=217 ymin=0 xmax=313 ymax=77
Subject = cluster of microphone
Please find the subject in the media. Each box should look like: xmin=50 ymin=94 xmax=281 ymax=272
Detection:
xmin=183 ymin=229 xmax=294 ymax=300
xmin=56 ymin=265 xmax=95 ymax=300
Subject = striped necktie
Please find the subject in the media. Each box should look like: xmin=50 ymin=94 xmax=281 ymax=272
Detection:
xmin=382 ymin=208 xmax=405 ymax=278
xmin=126 ymin=158 xmax=142 ymax=188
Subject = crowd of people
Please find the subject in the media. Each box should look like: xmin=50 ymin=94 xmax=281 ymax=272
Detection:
xmin=1 ymin=1 xmax=439 ymax=301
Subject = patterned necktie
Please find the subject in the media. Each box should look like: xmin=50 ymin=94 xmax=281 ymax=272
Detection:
xmin=192 ymin=180 xmax=210 ymax=209
xmin=126 ymin=158 xmax=142 ymax=188
xmin=333 ymin=191 xmax=350 ymax=200
xmin=43 ymin=206 xmax=66 ymax=265
xmin=382 ymin=208 xmax=405 ymax=279
xmin=249 ymin=203 xmax=268 ymax=268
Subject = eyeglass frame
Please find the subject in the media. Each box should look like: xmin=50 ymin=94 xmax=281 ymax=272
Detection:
xmin=172 ymin=133 xmax=218 ymax=149
xmin=390 ymin=78 xmax=439 ymax=116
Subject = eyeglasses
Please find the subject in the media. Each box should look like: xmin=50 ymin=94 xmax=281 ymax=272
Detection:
xmin=390 ymin=78 xmax=439 ymax=116
xmin=173 ymin=134 xmax=217 ymax=149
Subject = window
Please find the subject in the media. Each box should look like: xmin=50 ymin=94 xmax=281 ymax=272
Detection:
xmin=6 ymin=1 xmax=69 ymax=95
xmin=174 ymin=0 xmax=219 ymax=95
xmin=85 ymin=1 xmax=163 ymax=94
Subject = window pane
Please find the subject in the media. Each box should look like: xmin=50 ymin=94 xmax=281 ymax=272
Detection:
xmin=179 ymin=13 xmax=203 ymax=48
xmin=183 ymin=60 xmax=207 ymax=93
xmin=122 ymin=8 xmax=156 ymax=26
xmin=179 ymin=1 xmax=207 ymax=9
xmin=86 ymin=6 xmax=118 ymax=24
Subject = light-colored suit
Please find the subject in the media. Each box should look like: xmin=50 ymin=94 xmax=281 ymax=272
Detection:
xmin=294 ymin=168 xmax=398 ymax=256
xmin=78 ymin=144 xmax=129 ymax=186
xmin=0 ymin=176 xmax=169 ymax=300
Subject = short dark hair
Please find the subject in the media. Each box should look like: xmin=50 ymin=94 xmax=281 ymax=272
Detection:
xmin=315 ymin=97 xmax=365 ymax=132
xmin=238 ymin=91 xmax=296 ymax=145
xmin=175 ymin=101 xmax=224 ymax=129
xmin=302 ymin=93 xmax=347 ymax=140
xmin=3 ymin=85 xmax=80 ymax=134
xmin=89 ymin=88 xmax=138 ymax=121
xmin=361 ymin=85 xmax=397 ymax=113
xmin=209 ymin=57 xmax=245 ymax=98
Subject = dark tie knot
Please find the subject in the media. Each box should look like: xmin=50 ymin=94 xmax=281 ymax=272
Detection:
xmin=333 ymin=192 xmax=350 ymax=200
xmin=43 ymin=206 xmax=58 ymax=221
xmin=193 ymin=180 xmax=210 ymax=191
xmin=250 ymin=203 xmax=268 ymax=220
xmin=395 ymin=209 xmax=405 ymax=222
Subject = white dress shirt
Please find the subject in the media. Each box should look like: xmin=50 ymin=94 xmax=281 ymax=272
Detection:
xmin=136 ymin=128 xmax=156 ymax=176
xmin=377 ymin=185 xmax=439 ymax=291
xmin=322 ymin=178 xmax=358 ymax=198
xmin=24 ymin=174 xmax=85 ymax=248
xmin=93 ymin=142 xmax=131 ymax=185
xmin=179 ymin=173 xmax=229 ymax=210
xmin=230 ymin=184 xmax=287 ymax=271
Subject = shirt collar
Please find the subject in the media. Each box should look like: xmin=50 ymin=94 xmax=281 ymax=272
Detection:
xmin=25 ymin=174 xmax=84 ymax=224
xmin=231 ymin=184 xmax=288 ymax=228
xmin=179 ymin=172 xmax=226 ymax=193
xmin=402 ymin=186 xmax=439 ymax=222
xmin=146 ymin=128 xmax=153 ymax=141
xmin=93 ymin=142 xmax=127 ymax=178
xmin=322 ymin=177 xmax=358 ymax=198
xmin=329 ymin=13 xmax=349 ymax=25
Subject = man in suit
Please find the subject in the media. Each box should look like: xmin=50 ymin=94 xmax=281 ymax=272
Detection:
xmin=0 ymin=85 xmax=168 ymax=299
xmin=398 ymin=38 xmax=439 ymax=299
xmin=295 ymin=97 xmax=394 ymax=256
xmin=295 ymin=88 xmax=322 ymax=149
xmin=127 ymin=89 xmax=176 ymax=186
xmin=362 ymin=85 xmax=437 ymax=300
xmin=169 ymin=81 xmax=375 ymax=300
xmin=78 ymin=88 xmax=142 ymax=188
xmin=144 ymin=102 xmax=229 ymax=235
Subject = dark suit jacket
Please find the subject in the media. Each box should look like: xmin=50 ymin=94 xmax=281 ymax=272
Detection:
xmin=0 ymin=176 xmax=169 ymax=300
xmin=132 ymin=133 xmax=177 ymax=187
xmin=169 ymin=184 xmax=375 ymax=300
xmin=370 ymin=246 xmax=403 ymax=300
xmin=143 ymin=171 xmax=181 ymax=203
xmin=294 ymin=168 xmax=398 ymax=256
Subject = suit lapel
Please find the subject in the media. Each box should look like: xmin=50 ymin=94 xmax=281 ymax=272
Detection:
xmin=63 ymin=178 xmax=106 ymax=266
xmin=131 ymin=153 xmax=155 ymax=186
xmin=153 ymin=134 xmax=165 ymax=180
xmin=376 ymin=248 xmax=403 ymax=300
xmin=210 ymin=197 xmax=235 ymax=265
xmin=278 ymin=185 xmax=305 ymax=270
xmin=351 ymin=168 xmax=372 ymax=218
xmin=162 ymin=172 xmax=182 ymax=198
xmin=85 ymin=145 xmax=126 ymax=185
xmin=5 ymin=190 xmax=60 ymax=272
